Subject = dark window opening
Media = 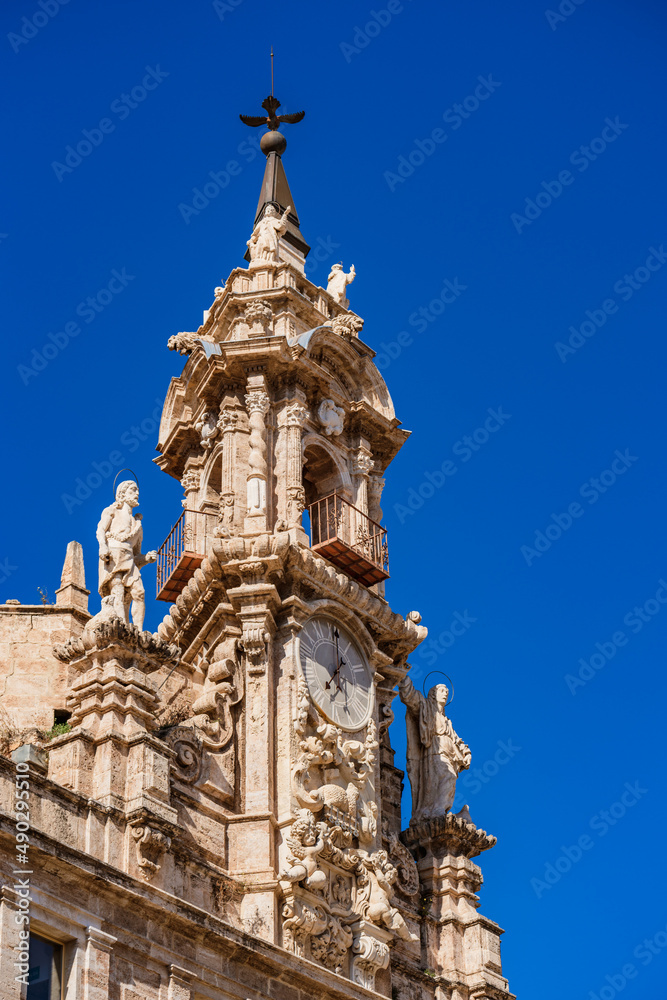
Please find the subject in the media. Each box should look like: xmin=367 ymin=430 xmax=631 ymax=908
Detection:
xmin=27 ymin=933 xmax=63 ymax=1000
xmin=53 ymin=710 xmax=71 ymax=726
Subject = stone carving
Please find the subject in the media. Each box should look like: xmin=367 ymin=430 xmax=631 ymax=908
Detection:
xmin=131 ymin=823 xmax=171 ymax=879
xmin=351 ymin=452 xmax=374 ymax=477
xmin=368 ymin=475 xmax=385 ymax=524
xmin=282 ymin=897 xmax=327 ymax=957
xmin=387 ymin=834 xmax=419 ymax=896
xmin=186 ymin=647 xmax=243 ymax=750
xmin=163 ymin=726 xmax=202 ymax=783
xmin=54 ymin=611 xmax=179 ymax=666
xmin=356 ymin=849 xmax=418 ymax=942
xmin=181 ymin=470 xmax=200 ymax=494
xmin=244 ymin=298 xmax=273 ymax=336
xmin=96 ymin=481 xmax=157 ymax=631
xmin=167 ymin=332 xmax=198 ymax=355
xmin=195 ymin=411 xmax=219 ymax=449
xmin=284 ymin=401 xmax=308 ymax=526
xmin=399 ymin=676 xmax=471 ymax=822
xmin=280 ymin=810 xmax=328 ymax=890
xmin=402 ymin=804 xmax=497 ymax=859
xmin=330 ymin=313 xmax=364 ymax=339
xmin=332 ymin=875 xmax=352 ymax=907
xmin=351 ymin=930 xmax=391 ymax=991
xmin=318 ymin=399 xmax=344 ymax=437
xmin=245 ymin=383 xmax=271 ymax=516
xmin=218 ymin=409 xmax=239 ymax=434
xmin=292 ymin=719 xmax=378 ymax=833
xmin=247 ymin=204 xmax=291 ymax=264
xmin=311 ymin=915 xmax=354 ymax=975
xmin=327 ymin=263 xmax=355 ymax=305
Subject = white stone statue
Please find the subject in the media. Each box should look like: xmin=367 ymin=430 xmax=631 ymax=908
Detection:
xmin=246 ymin=204 xmax=291 ymax=264
xmin=399 ymin=677 xmax=471 ymax=823
xmin=318 ymin=399 xmax=344 ymax=437
xmin=327 ymin=263 xmax=355 ymax=305
xmin=96 ymin=481 xmax=157 ymax=631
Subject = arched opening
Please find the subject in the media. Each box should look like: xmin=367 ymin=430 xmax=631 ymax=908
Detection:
xmin=302 ymin=441 xmax=347 ymax=508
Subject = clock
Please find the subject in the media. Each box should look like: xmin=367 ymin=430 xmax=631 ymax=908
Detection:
xmin=299 ymin=616 xmax=374 ymax=731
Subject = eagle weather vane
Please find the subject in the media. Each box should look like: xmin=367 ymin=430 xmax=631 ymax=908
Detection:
xmin=240 ymin=47 xmax=305 ymax=133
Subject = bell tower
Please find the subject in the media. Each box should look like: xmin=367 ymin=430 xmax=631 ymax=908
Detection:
xmin=150 ymin=96 xmax=515 ymax=998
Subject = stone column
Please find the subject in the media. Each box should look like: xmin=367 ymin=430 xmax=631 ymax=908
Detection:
xmin=82 ymin=926 xmax=117 ymax=1000
xmin=403 ymin=813 xmax=513 ymax=1000
xmin=368 ymin=472 xmax=385 ymax=525
xmin=283 ymin=398 xmax=308 ymax=533
xmin=351 ymin=449 xmax=374 ymax=556
xmin=0 ymin=887 xmax=24 ymax=1000
xmin=244 ymin=375 xmax=271 ymax=534
xmin=218 ymin=408 xmax=238 ymax=529
xmin=180 ymin=469 xmax=201 ymax=553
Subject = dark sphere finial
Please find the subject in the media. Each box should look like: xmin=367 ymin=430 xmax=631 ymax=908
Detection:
xmin=261 ymin=130 xmax=287 ymax=156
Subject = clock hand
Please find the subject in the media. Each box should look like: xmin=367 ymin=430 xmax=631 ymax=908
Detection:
xmin=325 ymin=627 xmax=342 ymax=690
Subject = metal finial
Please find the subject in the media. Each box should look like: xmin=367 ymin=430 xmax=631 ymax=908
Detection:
xmin=240 ymin=95 xmax=305 ymax=132
xmin=271 ymin=46 xmax=274 ymax=97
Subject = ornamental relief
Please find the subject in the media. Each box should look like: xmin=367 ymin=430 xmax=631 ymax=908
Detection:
xmin=281 ymin=679 xmax=418 ymax=987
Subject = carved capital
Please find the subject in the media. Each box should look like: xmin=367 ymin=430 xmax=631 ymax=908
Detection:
xmin=218 ymin=408 xmax=239 ymax=434
xmin=245 ymin=389 xmax=270 ymax=415
xmin=352 ymin=452 xmax=374 ymax=477
xmin=181 ymin=470 xmax=200 ymax=494
xmin=244 ymin=298 xmax=273 ymax=336
xmin=284 ymin=401 xmax=309 ymax=427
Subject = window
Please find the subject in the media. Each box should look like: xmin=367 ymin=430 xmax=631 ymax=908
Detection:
xmin=27 ymin=934 xmax=63 ymax=1000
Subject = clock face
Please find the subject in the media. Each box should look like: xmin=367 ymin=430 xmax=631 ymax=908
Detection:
xmin=299 ymin=616 xmax=374 ymax=731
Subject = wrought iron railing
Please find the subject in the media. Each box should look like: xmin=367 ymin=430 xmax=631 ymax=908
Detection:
xmin=308 ymin=492 xmax=389 ymax=586
xmin=156 ymin=509 xmax=217 ymax=602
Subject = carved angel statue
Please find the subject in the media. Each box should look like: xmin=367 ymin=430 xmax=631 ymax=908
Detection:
xmin=327 ymin=262 xmax=355 ymax=305
xmin=247 ymin=204 xmax=291 ymax=263
xmin=357 ymin=850 xmax=419 ymax=942
xmin=399 ymin=677 xmax=471 ymax=823
xmin=280 ymin=811 xmax=328 ymax=890
xmin=96 ymin=481 xmax=157 ymax=631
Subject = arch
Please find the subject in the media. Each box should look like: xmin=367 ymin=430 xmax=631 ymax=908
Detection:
xmin=301 ymin=431 xmax=352 ymax=508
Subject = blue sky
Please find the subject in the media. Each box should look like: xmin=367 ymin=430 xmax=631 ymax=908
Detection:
xmin=3 ymin=0 xmax=667 ymax=996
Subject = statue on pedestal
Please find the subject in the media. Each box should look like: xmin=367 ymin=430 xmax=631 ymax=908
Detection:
xmin=96 ymin=481 xmax=157 ymax=631
xmin=247 ymin=204 xmax=291 ymax=263
xmin=327 ymin=262 xmax=355 ymax=305
xmin=399 ymin=677 xmax=471 ymax=822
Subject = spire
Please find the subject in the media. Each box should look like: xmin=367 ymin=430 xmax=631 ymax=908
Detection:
xmin=55 ymin=540 xmax=89 ymax=612
xmin=239 ymin=94 xmax=310 ymax=261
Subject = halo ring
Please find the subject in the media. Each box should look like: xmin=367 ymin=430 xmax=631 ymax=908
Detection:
xmin=112 ymin=469 xmax=139 ymax=497
xmin=421 ymin=671 xmax=454 ymax=706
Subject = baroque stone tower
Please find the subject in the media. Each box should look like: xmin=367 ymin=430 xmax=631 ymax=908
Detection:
xmin=0 ymin=96 xmax=515 ymax=1000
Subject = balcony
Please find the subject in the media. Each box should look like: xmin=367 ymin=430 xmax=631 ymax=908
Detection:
xmin=309 ymin=492 xmax=389 ymax=587
xmin=156 ymin=509 xmax=216 ymax=603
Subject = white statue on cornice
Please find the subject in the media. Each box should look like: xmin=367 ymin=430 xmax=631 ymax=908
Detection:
xmin=247 ymin=203 xmax=291 ymax=264
xmin=96 ymin=481 xmax=157 ymax=631
xmin=327 ymin=262 xmax=355 ymax=306
xmin=399 ymin=677 xmax=471 ymax=822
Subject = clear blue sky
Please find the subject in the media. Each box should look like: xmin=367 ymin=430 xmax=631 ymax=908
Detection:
xmin=3 ymin=1 xmax=667 ymax=996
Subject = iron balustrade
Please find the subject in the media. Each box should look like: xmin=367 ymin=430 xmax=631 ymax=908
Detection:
xmin=156 ymin=509 xmax=217 ymax=602
xmin=308 ymin=492 xmax=389 ymax=587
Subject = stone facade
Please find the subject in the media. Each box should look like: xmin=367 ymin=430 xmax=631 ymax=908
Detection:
xmin=0 ymin=114 xmax=515 ymax=999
